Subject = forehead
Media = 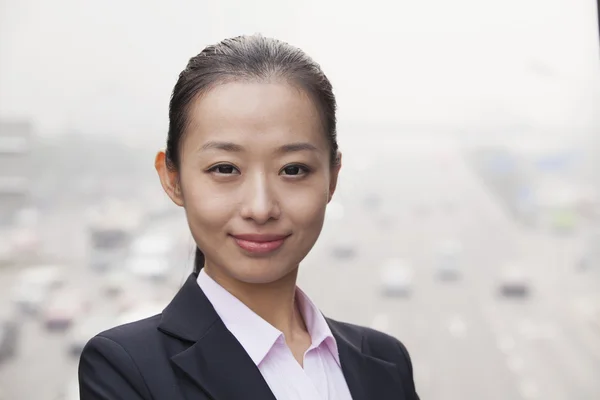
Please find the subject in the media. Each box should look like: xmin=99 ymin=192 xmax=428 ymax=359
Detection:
xmin=184 ymin=81 xmax=328 ymax=151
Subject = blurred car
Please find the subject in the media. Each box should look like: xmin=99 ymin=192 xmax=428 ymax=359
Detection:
xmin=578 ymin=250 xmax=595 ymax=271
xmin=363 ymin=194 xmax=382 ymax=211
xmin=43 ymin=290 xmax=91 ymax=331
xmin=577 ymin=230 xmax=600 ymax=271
xmin=11 ymin=228 xmax=41 ymax=256
xmin=126 ymin=234 xmax=175 ymax=282
xmin=377 ymin=214 xmax=396 ymax=230
xmin=0 ymin=238 xmax=15 ymax=266
xmin=115 ymin=279 xmax=166 ymax=313
xmin=435 ymin=240 xmax=463 ymax=281
xmin=498 ymin=265 xmax=531 ymax=298
xmin=17 ymin=264 xmax=65 ymax=289
xmin=103 ymin=270 xmax=132 ymax=296
xmin=331 ymin=239 xmax=356 ymax=259
xmin=380 ymin=258 xmax=414 ymax=297
xmin=126 ymin=256 xmax=171 ymax=282
xmin=11 ymin=283 xmax=47 ymax=314
xmin=87 ymin=201 xmax=143 ymax=272
xmin=549 ymin=208 xmax=578 ymax=233
xmin=130 ymin=234 xmax=175 ymax=257
xmin=11 ymin=265 xmax=65 ymax=314
xmin=67 ymin=315 xmax=116 ymax=357
xmin=0 ymin=318 xmax=18 ymax=363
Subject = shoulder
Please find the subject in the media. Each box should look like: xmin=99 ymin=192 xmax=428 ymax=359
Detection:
xmin=329 ymin=319 xmax=413 ymax=363
xmin=78 ymin=315 xmax=163 ymax=400
xmin=330 ymin=320 xmax=410 ymax=361
xmin=82 ymin=314 xmax=165 ymax=370
xmin=94 ymin=314 xmax=163 ymax=348
xmin=328 ymin=318 xmax=418 ymax=397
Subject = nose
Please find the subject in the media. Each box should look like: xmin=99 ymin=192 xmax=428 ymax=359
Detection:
xmin=239 ymin=172 xmax=281 ymax=224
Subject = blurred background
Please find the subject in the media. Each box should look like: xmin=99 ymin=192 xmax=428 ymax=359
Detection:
xmin=1 ymin=0 xmax=600 ymax=399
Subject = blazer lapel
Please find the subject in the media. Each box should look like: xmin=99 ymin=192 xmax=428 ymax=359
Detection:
xmin=328 ymin=319 xmax=407 ymax=400
xmin=158 ymin=273 xmax=276 ymax=400
xmin=170 ymin=320 xmax=276 ymax=400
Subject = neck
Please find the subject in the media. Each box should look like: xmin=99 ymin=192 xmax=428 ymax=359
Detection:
xmin=203 ymin=265 xmax=307 ymax=339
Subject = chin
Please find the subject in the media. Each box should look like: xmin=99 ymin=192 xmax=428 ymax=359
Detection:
xmin=227 ymin=259 xmax=298 ymax=285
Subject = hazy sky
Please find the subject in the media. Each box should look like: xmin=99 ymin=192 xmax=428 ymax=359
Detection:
xmin=1 ymin=0 xmax=599 ymax=142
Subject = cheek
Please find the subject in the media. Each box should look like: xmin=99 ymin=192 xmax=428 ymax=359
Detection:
xmin=282 ymin=185 xmax=329 ymax=230
xmin=180 ymin=174 xmax=236 ymax=232
xmin=188 ymin=193 xmax=235 ymax=225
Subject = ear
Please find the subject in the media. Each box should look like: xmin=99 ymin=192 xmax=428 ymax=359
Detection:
xmin=155 ymin=150 xmax=185 ymax=207
xmin=328 ymin=151 xmax=342 ymax=203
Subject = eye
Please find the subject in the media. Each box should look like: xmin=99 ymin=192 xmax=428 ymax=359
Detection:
xmin=280 ymin=164 xmax=310 ymax=177
xmin=208 ymin=164 xmax=240 ymax=175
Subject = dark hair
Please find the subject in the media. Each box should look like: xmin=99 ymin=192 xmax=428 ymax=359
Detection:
xmin=165 ymin=34 xmax=339 ymax=274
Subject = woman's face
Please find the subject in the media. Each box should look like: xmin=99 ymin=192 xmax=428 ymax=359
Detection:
xmin=159 ymin=81 xmax=340 ymax=284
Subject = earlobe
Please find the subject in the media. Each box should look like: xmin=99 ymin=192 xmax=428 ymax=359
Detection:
xmin=155 ymin=150 xmax=185 ymax=207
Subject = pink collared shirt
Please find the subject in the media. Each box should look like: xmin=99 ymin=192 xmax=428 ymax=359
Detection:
xmin=197 ymin=269 xmax=354 ymax=400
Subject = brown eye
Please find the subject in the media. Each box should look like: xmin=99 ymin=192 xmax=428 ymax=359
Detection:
xmin=209 ymin=164 xmax=239 ymax=175
xmin=281 ymin=164 xmax=309 ymax=177
xmin=283 ymin=166 xmax=300 ymax=175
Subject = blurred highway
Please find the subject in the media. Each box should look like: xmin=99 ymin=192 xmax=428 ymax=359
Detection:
xmin=0 ymin=138 xmax=599 ymax=399
xmin=300 ymin=138 xmax=600 ymax=400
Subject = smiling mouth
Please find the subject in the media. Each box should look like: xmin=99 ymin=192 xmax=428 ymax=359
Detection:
xmin=230 ymin=234 xmax=290 ymax=254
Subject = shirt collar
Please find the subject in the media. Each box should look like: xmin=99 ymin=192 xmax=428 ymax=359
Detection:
xmin=295 ymin=286 xmax=341 ymax=365
xmin=197 ymin=269 xmax=281 ymax=365
xmin=197 ymin=269 xmax=340 ymax=366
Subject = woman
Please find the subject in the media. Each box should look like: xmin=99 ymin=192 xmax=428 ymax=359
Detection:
xmin=79 ymin=35 xmax=419 ymax=400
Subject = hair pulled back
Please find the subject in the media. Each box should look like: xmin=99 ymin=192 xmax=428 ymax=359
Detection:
xmin=164 ymin=35 xmax=338 ymax=274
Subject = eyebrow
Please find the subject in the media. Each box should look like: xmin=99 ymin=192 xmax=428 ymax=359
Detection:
xmin=277 ymin=142 xmax=319 ymax=154
xmin=199 ymin=141 xmax=319 ymax=154
xmin=200 ymin=141 xmax=244 ymax=152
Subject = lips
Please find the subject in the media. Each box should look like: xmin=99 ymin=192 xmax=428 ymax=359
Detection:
xmin=231 ymin=233 xmax=290 ymax=254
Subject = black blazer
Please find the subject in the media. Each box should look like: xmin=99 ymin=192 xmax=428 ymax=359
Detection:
xmin=79 ymin=273 xmax=420 ymax=400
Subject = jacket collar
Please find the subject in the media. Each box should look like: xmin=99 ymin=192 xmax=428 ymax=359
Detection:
xmin=327 ymin=319 xmax=407 ymax=400
xmin=158 ymin=273 xmax=406 ymax=400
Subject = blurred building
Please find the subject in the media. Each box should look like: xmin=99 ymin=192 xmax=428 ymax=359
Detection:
xmin=0 ymin=120 xmax=33 ymax=226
